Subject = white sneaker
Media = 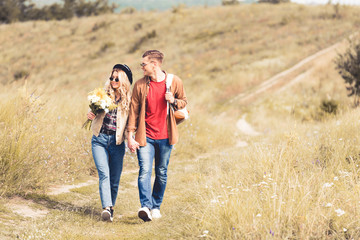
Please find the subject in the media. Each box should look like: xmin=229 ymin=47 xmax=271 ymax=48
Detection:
xmin=138 ymin=207 xmax=152 ymax=222
xmin=151 ymin=209 xmax=162 ymax=219
xmin=101 ymin=208 xmax=113 ymax=222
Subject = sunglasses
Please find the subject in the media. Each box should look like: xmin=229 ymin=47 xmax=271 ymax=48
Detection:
xmin=109 ymin=77 xmax=119 ymax=82
xmin=140 ymin=62 xmax=152 ymax=67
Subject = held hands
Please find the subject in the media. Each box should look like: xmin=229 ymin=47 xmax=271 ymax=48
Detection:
xmin=128 ymin=137 xmax=140 ymax=153
xmin=87 ymin=112 xmax=96 ymax=120
xmin=165 ymin=92 xmax=175 ymax=104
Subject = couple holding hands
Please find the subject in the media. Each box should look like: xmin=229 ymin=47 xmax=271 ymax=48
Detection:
xmin=87 ymin=50 xmax=187 ymax=222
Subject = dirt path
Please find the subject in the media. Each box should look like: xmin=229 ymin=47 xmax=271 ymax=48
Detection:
xmin=3 ymin=169 xmax=139 ymax=221
xmin=5 ymin=197 xmax=49 ymax=219
xmin=47 ymin=178 xmax=98 ymax=196
xmin=47 ymin=169 xmax=139 ymax=195
xmin=229 ymin=41 xmax=345 ymax=105
xmin=236 ymin=114 xmax=261 ymax=136
xmin=231 ymin=37 xmax=354 ymax=146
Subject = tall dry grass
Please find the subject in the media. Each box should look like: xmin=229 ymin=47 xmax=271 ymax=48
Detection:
xmin=0 ymin=86 xmax=94 ymax=196
xmin=186 ymin=109 xmax=360 ymax=238
xmin=0 ymin=91 xmax=48 ymax=195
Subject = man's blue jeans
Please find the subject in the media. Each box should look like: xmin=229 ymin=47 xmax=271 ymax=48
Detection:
xmin=91 ymin=133 xmax=125 ymax=209
xmin=137 ymin=137 xmax=173 ymax=210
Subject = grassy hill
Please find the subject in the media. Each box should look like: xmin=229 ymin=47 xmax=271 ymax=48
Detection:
xmin=1 ymin=3 xmax=360 ymax=239
xmin=1 ymin=3 xmax=358 ymax=103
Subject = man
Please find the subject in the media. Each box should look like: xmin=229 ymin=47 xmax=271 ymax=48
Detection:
xmin=127 ymin=50 xmax=187 ymax=221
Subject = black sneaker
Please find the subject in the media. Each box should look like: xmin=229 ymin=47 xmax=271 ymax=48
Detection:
xmin=110 ymin=208 xmax=114 ymax=222
xmin=101 ymin=208 xmax=113 ymax=222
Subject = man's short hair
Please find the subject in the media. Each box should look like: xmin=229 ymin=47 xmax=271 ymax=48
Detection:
xmin=142 ymin=50 xmax=164 ymax=63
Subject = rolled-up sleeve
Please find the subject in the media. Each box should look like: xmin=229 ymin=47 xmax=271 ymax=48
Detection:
xmin=173 ymin=76 xmax=187 ymax=111
xmin=127 ymin=82 xmax=141 ymax=133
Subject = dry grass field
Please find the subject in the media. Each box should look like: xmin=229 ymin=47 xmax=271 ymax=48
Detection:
xmin=1 ymin=3 xmax=360 ymax=239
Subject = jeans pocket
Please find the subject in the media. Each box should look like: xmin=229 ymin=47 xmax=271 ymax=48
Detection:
xmin=91 ymin=134 xmax=102 ymax=145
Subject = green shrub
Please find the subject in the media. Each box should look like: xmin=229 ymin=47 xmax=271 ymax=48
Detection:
xmin=133 ymin=23 xmax=142 ymax=31
xmin=128 ymin=30 xmax=157 ymax=54
xmin=120 ymin=7 xmax=136 ymax=14
xmin=91 ymin=21 xmax=110 ymax=32
xmin=13 ymin=70 xmax=29 ymax=80
xmin=100 ymin=42 xmax=115 ymax=52
xmin=320 ymin=99 xmax=338 ymax=114
xmin=172 ymin=4 xmax=187 ymax=13
xmin=335 ymin=38 xmax=360 ymax=106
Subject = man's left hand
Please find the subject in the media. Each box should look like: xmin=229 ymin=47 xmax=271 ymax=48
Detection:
xmin=165 ymin=92 xmax=175 ymax=104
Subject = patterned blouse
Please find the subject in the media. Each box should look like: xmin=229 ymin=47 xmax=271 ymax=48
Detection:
xmin=101 ymin=98 xmax=119 ymax=133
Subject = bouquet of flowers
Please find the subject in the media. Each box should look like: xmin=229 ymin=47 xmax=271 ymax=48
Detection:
xmin=82 ymin=88 xmax=117 ymax=130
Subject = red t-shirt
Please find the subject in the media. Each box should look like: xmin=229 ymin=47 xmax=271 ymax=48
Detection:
xmin=145 ymin=79 xmax=168 ymax=139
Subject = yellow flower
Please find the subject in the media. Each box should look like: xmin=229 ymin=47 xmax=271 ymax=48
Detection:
xmin=91 ymin=88 xmax=107 ymax=100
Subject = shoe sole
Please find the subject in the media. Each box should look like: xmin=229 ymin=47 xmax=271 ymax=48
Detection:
xmin=101 ymin=211 xmax=112 ymax=222
xmin=138 ymin=210 xmax=152 ymax=222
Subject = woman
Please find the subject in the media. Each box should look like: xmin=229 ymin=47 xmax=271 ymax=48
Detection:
xmin=87 ymin=64 xmax=133 ymax=222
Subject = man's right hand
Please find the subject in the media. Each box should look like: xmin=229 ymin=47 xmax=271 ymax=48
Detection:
xmin=87 ymin=112 xmax=96 ymax=120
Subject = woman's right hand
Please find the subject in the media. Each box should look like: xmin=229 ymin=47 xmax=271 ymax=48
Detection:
xmin=87 ymin=111 xmax=96 ymax=120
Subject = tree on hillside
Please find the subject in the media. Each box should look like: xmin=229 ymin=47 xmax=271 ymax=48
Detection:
xmin=62 ymin=0 xmax=76 ymax=19
xmin=0 ymin=0 xmax=27 ymax=23
xmin=335 ymin=39 xmax=360 ymax=107
xmin=75 ymin=0 xmax=116 ymax=17
xmin=0 ymin=0 xmax=116 ymax=23
xmin=259 ymin=0 xmax=289 ymax=3
xmin=221 ymin=0 xmax=239 ymax=5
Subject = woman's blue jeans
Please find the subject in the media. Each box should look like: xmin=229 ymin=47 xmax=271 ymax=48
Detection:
xmin=137 ymin=137 xmax=173 ymax=210
xmin=91 ymin=133 xmax=125 ymax=209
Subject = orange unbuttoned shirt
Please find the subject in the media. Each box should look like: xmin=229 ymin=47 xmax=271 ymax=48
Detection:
xmin=127 ymin=72 xmax=188 ymax=146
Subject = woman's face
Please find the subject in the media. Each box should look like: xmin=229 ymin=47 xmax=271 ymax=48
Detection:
xmin=110 ymin=70 xmax=120 ymax=89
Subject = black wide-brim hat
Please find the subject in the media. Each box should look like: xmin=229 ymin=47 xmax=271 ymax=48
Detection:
xmin=113 ymin=64 xmax=133 ymax=84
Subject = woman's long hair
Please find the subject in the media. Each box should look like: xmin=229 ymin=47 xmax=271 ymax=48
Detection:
xmin=104 ymin=69 xmax=132 ymax=112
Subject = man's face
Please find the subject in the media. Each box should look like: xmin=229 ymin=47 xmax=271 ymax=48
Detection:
xmin=140 ymin=56 xmax=154 ymax=76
